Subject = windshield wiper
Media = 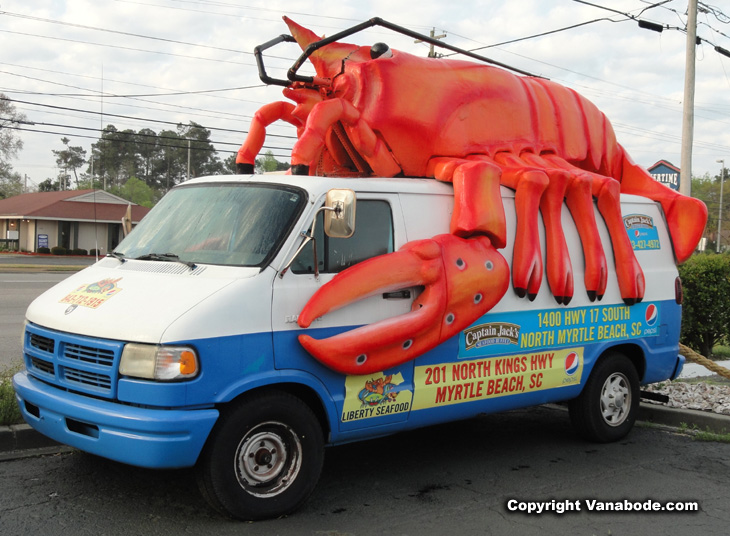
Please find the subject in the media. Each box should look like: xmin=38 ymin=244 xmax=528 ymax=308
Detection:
xmin=134 ymin=252 xmax=197 ymax=270
xmin=106 ymin=251 xmax=126 ymax=263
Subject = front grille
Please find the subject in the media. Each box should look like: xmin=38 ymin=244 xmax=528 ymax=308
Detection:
xmin=63 ymin=366 xmax=113 ymax=392
xmin=24 ymin=324 xmax=124 ymax=399
xmin=64 ymin=343 xmax=115 ymax=367
xmin=30 ymin=333 xmax=55 ymax=354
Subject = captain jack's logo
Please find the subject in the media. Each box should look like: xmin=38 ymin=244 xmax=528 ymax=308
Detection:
xmin=464 ymin=322 xmax=520 ymax=351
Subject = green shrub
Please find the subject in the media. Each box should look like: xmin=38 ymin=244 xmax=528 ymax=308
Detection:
xmin=51 ymin=246 xmax=66 ymax=255
xmin=89 ymin=249 xmax=99 ymax=257
xmin=37 ymin=247 xmax=51 ymax=254
xmin=679 ymin=253 xmax=730 ymax=356
xmin=71 ymin=248 xmax=88 ymax=256
xmin=0 ymin=370 xmax=23 ymax=426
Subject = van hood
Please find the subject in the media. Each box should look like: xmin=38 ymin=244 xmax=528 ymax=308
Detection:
xmin=26 ymin=258 xmax=260 ymax=343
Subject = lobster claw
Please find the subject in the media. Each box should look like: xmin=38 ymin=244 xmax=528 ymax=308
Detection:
xmin=297 ymin=234 xmax=510 ymax=375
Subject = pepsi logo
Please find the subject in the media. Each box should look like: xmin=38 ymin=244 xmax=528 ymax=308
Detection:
xmin=564 ymin=352 xmax=579 ymax=375
xmin=645 ymin=304 xmax=658 ymax=326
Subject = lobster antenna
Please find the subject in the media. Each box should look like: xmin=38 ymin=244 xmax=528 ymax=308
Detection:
xmin=254 ymin=17 xmax=545 ymax=88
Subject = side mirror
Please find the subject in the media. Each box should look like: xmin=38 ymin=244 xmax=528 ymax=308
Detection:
xmin=323 ymin=189 xmax=356 ymax=238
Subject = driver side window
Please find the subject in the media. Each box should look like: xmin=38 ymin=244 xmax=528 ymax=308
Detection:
xmin=291 ymin=200 xmax=394 ymax=274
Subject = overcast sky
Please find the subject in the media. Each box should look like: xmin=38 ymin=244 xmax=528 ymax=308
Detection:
xmin=3 ymin=0 xmax=730 ymax=190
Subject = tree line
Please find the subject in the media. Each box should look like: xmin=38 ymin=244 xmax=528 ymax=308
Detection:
xmin=41 ymin=122 xmax=235 ymax=206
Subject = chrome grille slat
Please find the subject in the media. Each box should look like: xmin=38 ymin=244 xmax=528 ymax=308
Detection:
xmin=63 ymin=367 xmax=112 ymax=391
xmin=30 ymin=357 xmax=54 ymax=376
xmin=64 ymin=343 xmax=115 ymax=367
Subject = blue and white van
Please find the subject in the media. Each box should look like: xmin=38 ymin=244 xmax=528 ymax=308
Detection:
xmin=14 ymin=173 xmax=684 ymax=520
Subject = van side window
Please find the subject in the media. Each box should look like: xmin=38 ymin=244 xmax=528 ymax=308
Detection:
xmin=292 ymin=200 xmax=394 ymax=274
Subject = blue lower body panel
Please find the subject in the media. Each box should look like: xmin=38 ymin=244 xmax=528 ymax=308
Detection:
xmin=13 ymin=371 xmax=218 ymax=468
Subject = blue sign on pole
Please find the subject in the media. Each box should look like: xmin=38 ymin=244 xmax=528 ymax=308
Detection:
xmin=648 ymin=160 xmax=680 ymax=191
xmin=38 ymin=234 xmax=49 ymax=249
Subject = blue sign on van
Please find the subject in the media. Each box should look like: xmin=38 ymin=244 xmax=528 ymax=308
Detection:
xmin=624 ymin=214 xmax=660 ymax=250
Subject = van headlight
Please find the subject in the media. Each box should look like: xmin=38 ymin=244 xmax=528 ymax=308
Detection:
xmin=120 ymin=344 xmax=199 ymax=381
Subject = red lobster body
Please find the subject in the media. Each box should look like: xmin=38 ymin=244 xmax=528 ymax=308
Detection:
xmin=237 ymin=17 xmax=708 ymax=375
xmin=340 ymin=55 xmax=621 ymax=177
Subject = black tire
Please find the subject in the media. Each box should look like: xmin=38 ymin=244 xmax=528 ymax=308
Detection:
xmin=568 ymin=352 xmax=640 ymax=443
xmin=196 ymin=390 xmax=324 ymax=520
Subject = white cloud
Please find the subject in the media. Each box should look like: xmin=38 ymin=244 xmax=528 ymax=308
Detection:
xmin=3 ymin=0 xmax=730 ymax=188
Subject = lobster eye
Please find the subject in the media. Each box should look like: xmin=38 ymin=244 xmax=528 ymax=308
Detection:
xmin=370 ymin=42 xmax=392 ymax=59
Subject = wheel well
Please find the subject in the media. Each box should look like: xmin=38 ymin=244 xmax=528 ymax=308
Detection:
xmin=224 ymin=383 xmax=331 ymax=441
xmin=598 ymin=343 xmax=645 ymax=381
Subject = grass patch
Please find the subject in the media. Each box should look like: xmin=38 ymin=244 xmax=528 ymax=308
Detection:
xmin=711 ymin=344 xmax=730 ymax=360
xmin=0 ymin=368 xmax=23 ymax=426
xmin=678 ymin=422 xmax=730 ymax=443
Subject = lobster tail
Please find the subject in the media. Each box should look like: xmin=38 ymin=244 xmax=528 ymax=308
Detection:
xmin=618 ymin=149 xmax=707 ymax=263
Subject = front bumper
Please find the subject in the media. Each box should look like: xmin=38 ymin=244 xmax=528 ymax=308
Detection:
xmin=13 ymin=371 xmax=218 ymax=469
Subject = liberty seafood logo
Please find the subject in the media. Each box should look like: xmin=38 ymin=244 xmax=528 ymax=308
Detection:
xmin=464 ymin=322 xmax=520 ymax=351
xmin=358 ymin=375 xmax=400 ymax=406
xmin=341 ymin=374 xmax=412 ymax=422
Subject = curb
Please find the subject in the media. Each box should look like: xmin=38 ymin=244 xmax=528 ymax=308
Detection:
xmin=0 ymin=423 xmax=63 ymax=460
xmin=2 ymin=403 xmax=728 ymax=462
xmin=638 ymin=402 xmax=730 ymax=433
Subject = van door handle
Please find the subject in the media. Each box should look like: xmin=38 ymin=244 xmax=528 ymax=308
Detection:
xmin=382 ymin=290 xmax=411 ymax=300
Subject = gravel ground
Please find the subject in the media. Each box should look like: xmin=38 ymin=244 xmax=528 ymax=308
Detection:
xmin=645 ymin=376 xmax=730 ymax=416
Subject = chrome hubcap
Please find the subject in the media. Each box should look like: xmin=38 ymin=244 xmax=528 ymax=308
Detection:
xmin=235 ymin=422 xmax=302 ymax=497
xmin=600 ymin=372 xmax=631 ymax=427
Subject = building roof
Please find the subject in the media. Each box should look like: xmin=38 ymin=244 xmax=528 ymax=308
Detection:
xmin=648 ymin=160 xmax=680 ymax=173
xmin=0 ymin=190 xmax=151 ymax=223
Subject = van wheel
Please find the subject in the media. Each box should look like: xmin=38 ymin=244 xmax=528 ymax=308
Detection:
xmin=196 ymin=390 xmax=324 ymax=520
xmin=568 ymin=353 xmax=640 ymax=443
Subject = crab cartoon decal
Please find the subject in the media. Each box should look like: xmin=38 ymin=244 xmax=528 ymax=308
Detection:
xmin=236 ymin=17 xmax=708 ymax=375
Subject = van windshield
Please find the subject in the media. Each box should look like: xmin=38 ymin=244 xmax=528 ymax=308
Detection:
xmin=115 ymin=183 xmax=306 ymax=267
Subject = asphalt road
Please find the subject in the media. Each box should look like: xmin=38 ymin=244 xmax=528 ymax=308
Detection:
xmin=1 ymin=405 xmax=728 ymax=535
xmin=0 ymin=272 xmax=75 ymax=372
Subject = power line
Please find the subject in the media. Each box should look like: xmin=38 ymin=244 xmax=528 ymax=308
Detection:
xmin=0 ymin=29 xmax=258 ymax=67
xmin=3 ymin=97 xmax=297 ymax=139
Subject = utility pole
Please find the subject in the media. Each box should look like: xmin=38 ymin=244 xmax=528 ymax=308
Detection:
xmin=680 ymin=0 xmax=698 ymax=196
xmin=187 ymin=139 xmax=191 ymax=181
xmin=718 ymin=159 xmax=725 ymax=253
xmin=414 ymin=28 xmax=447 ymax=58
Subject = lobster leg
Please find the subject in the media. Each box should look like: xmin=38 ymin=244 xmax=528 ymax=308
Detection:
xmin=493 ymin=152 xmax=548 ymax=301
xmin=521 ymin=153 xmax=574 ymax=304
xmin=592 ymin=175 xmax=645 ymax=304
xmin=427 ymin=157 xmax=507 ymax=248
xmin=291 ymin=98 xmax=402 ymax=177
xmin=543 ymin=155 xmax=608 ymax=301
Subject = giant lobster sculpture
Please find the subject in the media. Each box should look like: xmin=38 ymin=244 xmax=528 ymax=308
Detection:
xmin=236 ymin=17 xmax=708 ymax=375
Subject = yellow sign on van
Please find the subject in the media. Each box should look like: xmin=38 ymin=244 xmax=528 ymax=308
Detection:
xmin=412 ymin=348 xmax=583 ymax=411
